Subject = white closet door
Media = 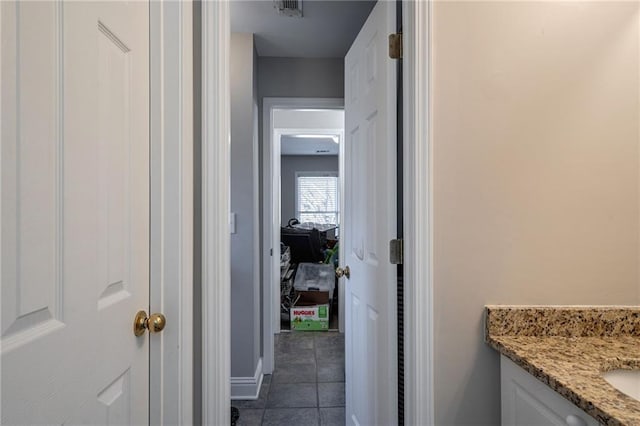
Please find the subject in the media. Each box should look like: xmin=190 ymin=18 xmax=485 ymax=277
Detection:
xmin=1 ymin=1 xmax=150 ymax=424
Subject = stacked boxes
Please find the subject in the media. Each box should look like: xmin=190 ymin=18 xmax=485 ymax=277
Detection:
xmin=290 ymin=263 xmax=334 ymax=331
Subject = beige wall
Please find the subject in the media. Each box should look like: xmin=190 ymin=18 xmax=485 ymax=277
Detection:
xmin=433 ymin=2 xmax=640 ymax=424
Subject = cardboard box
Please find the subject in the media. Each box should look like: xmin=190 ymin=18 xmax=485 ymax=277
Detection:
xmin=290 ymin=291 xmax=330 ymax=331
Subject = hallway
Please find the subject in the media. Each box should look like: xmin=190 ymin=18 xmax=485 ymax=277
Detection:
xmin=234 ymin=332 xmax=345 ymax=426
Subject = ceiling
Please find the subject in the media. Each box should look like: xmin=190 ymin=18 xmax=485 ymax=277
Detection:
xmin=230 ymin=0 xmax=376 ymax=58
xmin=281 ymin=135 xmax=339 ymax=156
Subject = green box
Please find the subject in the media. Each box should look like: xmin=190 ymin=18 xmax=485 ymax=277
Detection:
xmin=290 ymin=291 xmax=330 ymax=331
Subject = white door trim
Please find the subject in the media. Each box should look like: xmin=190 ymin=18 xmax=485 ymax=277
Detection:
xmin=402 ymin=1 xmax=434 ymax=425
xmin=200 ymin=2 xmax=435 ymax=424
xmin=201 ymin=1 xmax=231 ymax=425
xmin=262 ymin=97 xmax=344 ymax=374
xmin=149 ymin=1 xmax=194 ymax=425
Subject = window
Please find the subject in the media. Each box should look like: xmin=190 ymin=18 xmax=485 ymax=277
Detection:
xmin=296 ymin=172 xmax=339 ymax=225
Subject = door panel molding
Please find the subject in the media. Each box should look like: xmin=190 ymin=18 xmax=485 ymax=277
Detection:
xmin=1 ymin=0 xmax=64 ymax=351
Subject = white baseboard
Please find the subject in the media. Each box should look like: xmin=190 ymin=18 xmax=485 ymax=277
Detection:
xmin=230 ymin=357 xmax=264 ymax=400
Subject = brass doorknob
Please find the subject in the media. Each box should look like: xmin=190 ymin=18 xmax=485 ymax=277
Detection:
xmin=133 ymin=310 xmax=166 ymax=336
xmin=335 ymin=266 xmax=351 ymax=279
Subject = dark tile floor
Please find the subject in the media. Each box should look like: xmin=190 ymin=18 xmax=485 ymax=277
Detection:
xmin=233 ymin=332 xmax=345 ymax=426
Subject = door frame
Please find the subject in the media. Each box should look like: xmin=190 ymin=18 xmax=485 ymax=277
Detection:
xmin=201 ymin=1 xmax=434 ymax=425
xmin=149 ymin=1 xmax=194 ymax=425
xmin=201 ymin=1 xmax=231 ymax=425
xmin=262 ymin=97 xmax=345 ymax=374
xmin=402 ymin=1 xmax=434 ymax=424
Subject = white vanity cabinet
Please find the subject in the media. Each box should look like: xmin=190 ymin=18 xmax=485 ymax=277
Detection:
xmin=501 ymin=356 xmax=600 ymax=426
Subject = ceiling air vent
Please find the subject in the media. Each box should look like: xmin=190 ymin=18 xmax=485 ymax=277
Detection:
xmin=273 ymin=0 xmax=303 ymax=18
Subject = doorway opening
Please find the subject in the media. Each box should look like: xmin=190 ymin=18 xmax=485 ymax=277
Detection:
xmin=273 ymin=107 xmax=345 ymax=333
xmin=202 ymin=1 xmax=434 ymax=425
xmin=263 ymin=101 xmax=345 ymax=338
xmin=232 ymin=98 xmax=348 ymax=423
xmin=226 ymin=1 xmax=404 ymax=424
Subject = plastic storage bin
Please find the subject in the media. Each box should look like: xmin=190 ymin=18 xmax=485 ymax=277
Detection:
xmin=293 ymin=263 xmax=335 ymax=300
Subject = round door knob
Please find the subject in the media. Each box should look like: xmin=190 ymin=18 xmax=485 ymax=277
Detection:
xmin=133 ymin=310 xmax=166 ymax=336
xmin=148 ymin=313 xmax=166 ymax=333
xmin=335 ymin=266 xmax=351 ymax=279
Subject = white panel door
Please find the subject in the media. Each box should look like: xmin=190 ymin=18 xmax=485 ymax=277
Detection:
xmin=1 ymin=1 xmax=150 ymax=424
xmin=343 ymin=2 xmax=397 ymax=425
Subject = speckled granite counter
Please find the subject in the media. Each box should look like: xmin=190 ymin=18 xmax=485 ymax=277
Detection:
xmin=485 ymin=306 xmax=640 ymax=426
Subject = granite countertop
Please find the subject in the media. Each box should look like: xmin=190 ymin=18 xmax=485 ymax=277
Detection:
xmin=485 ymin=306 xmax=640 ymax=426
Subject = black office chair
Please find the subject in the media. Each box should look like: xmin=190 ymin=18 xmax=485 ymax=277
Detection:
xmin=280 ymin=227 xmax=325 ymax=264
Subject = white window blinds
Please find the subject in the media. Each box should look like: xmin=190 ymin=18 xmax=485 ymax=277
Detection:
xmin=296 ymin=174 xmax=339 ymax=225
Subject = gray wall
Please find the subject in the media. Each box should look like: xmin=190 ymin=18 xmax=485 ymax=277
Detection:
xmin=280 ymin=155 xmax=339 ymax=226
xmin=258 ymin=57 xmax=344 ymax=99
xmin=230 ymin=33 xmax=261 ymax=379
xmin=258 ymin=57 xmax=344 ymax=173
xmin=432 ymin=3 xmax=640 ymax=424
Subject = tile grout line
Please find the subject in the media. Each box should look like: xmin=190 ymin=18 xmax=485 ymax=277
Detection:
xmin=259 ymin=377 xmax=267 ymax=425
xmin=261 ymin=335 xmax=276 ymax=426
xmin=260 ymin=387 xmax=267 ymax=426
xmin=315 ymin=333 xmax=321 ymax=425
